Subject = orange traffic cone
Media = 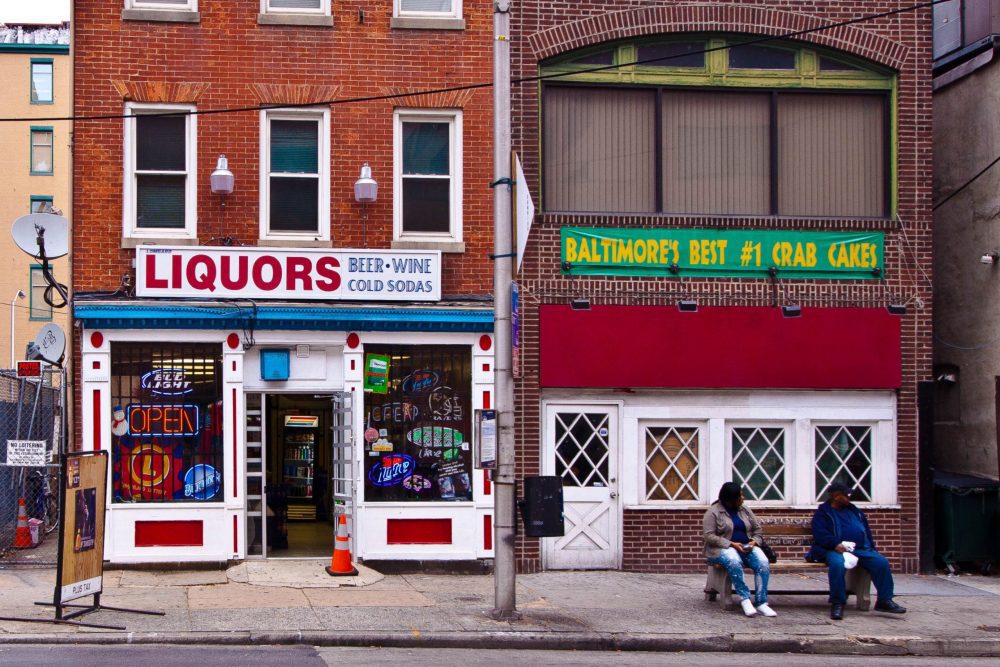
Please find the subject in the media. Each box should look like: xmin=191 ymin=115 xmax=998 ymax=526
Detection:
xmin=14 ymin=498 xmax=33 ymax=549
xmin=326 ymin=514 xmax=358 ymax=576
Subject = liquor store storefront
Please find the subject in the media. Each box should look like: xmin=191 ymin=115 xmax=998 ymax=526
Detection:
xmin=75 ymin=246 xmax=496 ymax=564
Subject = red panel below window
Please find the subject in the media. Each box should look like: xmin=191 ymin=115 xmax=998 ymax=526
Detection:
xmin=483 ymin=515 xmax=493 ymax=551
xmin=540 ymin=305 xmax=901 ymax=390
xmin=135 ymin=520 xmax=204 ymax=547
xmin=386 ymin=518 xmax=452 ymax=544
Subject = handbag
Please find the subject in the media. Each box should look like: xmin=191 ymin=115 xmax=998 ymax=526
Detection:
xmin=758 ymin=538 xmax=778 ymax=564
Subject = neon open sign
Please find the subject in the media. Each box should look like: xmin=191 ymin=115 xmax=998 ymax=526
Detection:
xmin=127 ymin=404 xmax=200 ymax=437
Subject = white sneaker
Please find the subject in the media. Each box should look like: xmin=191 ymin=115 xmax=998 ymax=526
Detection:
xmin=741 ymin=598 xmax=758 ymax=617
xmin=756 ymin=603 xmax=777 ymax=617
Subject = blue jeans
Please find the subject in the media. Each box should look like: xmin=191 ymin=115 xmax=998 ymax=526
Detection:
xmin=707 ymin=546 xmax=770 ymax=605
xmin=825 ymin=548 xmax=894 ymax=605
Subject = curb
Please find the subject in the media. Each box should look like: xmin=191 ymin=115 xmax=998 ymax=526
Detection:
xmin=0 ymin=630 xmax=998 ymax=656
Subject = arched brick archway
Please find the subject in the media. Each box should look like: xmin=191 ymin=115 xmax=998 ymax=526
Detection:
xmin=527 ymin=4 xmax=908 ymax=68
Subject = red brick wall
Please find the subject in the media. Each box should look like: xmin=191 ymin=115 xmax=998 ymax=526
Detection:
xmin=512 ymin=2 xmax=933 ymax=574
xmin=72 ymin=1 xmax=494 ymax=296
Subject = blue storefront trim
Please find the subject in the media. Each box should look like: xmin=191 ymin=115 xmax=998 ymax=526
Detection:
xmin=74 ymin=303 xmax=494 ymax=333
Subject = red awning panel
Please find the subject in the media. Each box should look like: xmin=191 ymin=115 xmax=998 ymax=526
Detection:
xmin=539 ymin=305 xmax=901 ymax=390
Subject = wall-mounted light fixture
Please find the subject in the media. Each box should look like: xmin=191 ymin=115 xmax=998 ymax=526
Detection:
xmin=678 ymin=299 xmax=698 ymax=313
xmin=781 ymin=304 xmax=802 ymax=318
xmin=887 ymin=303 xmax=907 ymax=316
xmin=571 ymin=297 xmax=591 ymax=311
xmin=354 ymin=163 xmax=378 ymax=203
xmin=354 ymin=163 xmax=378 ymax=248
xmin=210 ymin=155 xmax=235 ymax=196
xmin=981 ymin=251 xmax=999 ymax=265
xmin=209 ymin=155 xmax=235 ymax=245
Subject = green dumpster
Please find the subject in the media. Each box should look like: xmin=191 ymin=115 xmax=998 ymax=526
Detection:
xmin=934 ymin=471 xmax=999 ymax=573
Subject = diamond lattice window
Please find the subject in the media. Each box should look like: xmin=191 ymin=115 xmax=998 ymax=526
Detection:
xmin=644 ymin=426 xmax=699 ymax=501
xmin=815 ymin=425 xmax=873 ymax=501
xmin=731 ymin=427 xmax=786 ymax=501
xmin=554 ymin=412 xmax=610 ymax=487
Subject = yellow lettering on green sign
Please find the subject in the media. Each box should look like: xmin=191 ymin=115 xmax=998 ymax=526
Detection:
xmin=828 ymin=242 xmax=877 ymax=269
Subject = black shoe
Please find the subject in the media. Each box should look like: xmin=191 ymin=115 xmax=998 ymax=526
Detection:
xmin=874 ymin=599 xmax=906 ymax=614
xmin=830 ymin=603 xmax=844 ymax=620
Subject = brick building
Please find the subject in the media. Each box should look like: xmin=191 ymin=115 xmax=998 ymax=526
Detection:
xmin=510 ymin=2 xmax=933 ymax=573
xmin=72 ymin=0 xmax=496 ymax=564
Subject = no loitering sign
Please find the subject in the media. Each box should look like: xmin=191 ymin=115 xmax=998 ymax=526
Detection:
xmin=5 ymin=440 xmax=48 ymax=466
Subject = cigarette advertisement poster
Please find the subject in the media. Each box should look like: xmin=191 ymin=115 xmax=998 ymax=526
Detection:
xmin=57 ymin=451 xmax=108 ymax=605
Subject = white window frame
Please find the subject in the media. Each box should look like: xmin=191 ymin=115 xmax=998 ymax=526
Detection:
xmin=724 ymin=419 xmax=799 ymax=507
xmin=393 ymin=109 xmax=463 ymax=243
xmin=394 ymin=0 xmax=461 ymax=20
xmin=261 ymin=0 xmax=330 ymax=15
xmin=126 ymin=0 xmax=197 ymax=10
xmin=122 ymin=102 xmax=197 ymax=240
xmin=259 ymin=107 xmax=330 ymax=242
xmin=639 ymin=421 xmax=708 ymax=506
xmin=615 ymin=390 xmax=898 ymax=509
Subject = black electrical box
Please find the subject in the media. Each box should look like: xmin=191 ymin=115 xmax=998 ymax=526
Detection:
xmin=520 ymin=475 xmax=565 ymax=537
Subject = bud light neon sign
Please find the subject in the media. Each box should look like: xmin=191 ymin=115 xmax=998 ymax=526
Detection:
xmin=367 ymin=454 xmax=415 ymax=487
xmin=141 ymin=368 xmax=194 ymax=396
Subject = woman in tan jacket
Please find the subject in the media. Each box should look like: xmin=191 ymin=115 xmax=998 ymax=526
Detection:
xmin=703 ymin=482 xmax=775 ymax=617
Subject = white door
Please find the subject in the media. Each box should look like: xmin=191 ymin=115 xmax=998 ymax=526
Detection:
xmin=543 ymin=404 xmax=620 ymax=570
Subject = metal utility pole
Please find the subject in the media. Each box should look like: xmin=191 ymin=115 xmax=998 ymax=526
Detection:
xmin=491 ymin=0 xmax=519 ymax=620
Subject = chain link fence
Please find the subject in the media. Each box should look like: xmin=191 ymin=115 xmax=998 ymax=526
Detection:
xmin=0 ymin=367 xmax=65 ymax=568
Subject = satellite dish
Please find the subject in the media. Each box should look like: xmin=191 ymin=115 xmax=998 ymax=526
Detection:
xmin=27 ymin=323 xmax=66 ymax=366
xmin=11 ymin=213 xmax=69 ymax=259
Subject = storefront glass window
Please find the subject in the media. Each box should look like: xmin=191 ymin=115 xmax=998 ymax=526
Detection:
xmin=110 ymin=342 xmax=224 ymax=503
xmin=644 ymin=425 xmax=699 ymax=501
xmin=362 ymin=345 xmax=473 ymax=502
xmin=815 ymin=425 xmax=873 ymax=502
xmin=554 ymin=411 xmax=610 ymax=487
xmin=731 ymin=427 xmax=785 ymax=501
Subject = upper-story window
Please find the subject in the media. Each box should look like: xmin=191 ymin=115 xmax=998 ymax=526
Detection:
xmin=125 ymin=0 xmax=197 ymax=10
xmin=30 ymin=127 xmax=54 ymax=175
xmin=396 ymin=0 xmax=461 ymax=19
xmin=30 ymin=59 xmax=53 ymax=104
xmin=260 ymin=108 xmax=330 ymax=241
xmin=541 ymin=36 xmax=894 ymax=219
xmin=393 ymin=109 xmax=463 ymax=244
xmin=262 ymin=0 xmax=330 ymax=15
xmin=30 ymin=266 xmax=54 ymax=321
xmin=123 ymin=103 xmax=197 ymax=239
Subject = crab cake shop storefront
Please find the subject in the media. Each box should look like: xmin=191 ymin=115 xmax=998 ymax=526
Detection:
xmin=75 ymin=246 xmax=496 ymax=565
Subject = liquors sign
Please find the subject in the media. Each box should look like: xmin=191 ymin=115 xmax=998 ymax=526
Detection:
xmin=136 ymin=246 xmax=442 ymax=300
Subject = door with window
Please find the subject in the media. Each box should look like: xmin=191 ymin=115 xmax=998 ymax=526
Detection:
xmin=543 ymin=404 xmax=619 ymax=569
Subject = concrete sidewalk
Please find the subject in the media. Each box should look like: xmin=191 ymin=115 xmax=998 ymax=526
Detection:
xmin=1 ymin=562 xmax=999 ymax=657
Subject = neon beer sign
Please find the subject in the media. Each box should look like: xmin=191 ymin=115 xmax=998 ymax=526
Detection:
xmin=127 ymin=404 xmax=200 ymax=437
xmin=367 ymin=454 xmax=415 ymax=487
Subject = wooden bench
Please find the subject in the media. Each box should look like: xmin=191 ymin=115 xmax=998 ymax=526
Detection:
xmin=704 ymin=517 xmax=872 ymax=611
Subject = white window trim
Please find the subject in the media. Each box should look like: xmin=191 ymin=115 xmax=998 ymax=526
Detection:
xmin=725 ymin=420 xmax=795 ymax=507
xmin=394 ymin=0 xmax=461 ymax=20
xmin=611 ymin=390 xmax=898 ymax=509
xmin=122 ymin=102 xmax=197 ymax=240
xmin=259 ymin=107 xmax=330 ymax=242
xmin=261 ymin=0 xmax=330 ymax=15
xmin=393 ymin=109 xmax=463 ymax=244
xmin=127 ymin=0 xmax=197 ymax=10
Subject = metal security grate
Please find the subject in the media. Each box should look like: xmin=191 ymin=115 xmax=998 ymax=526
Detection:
xmin=110 ymin=343 xmax=223 ymax=503
xmin=0 ymin=367 xmax=64 ymax=568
